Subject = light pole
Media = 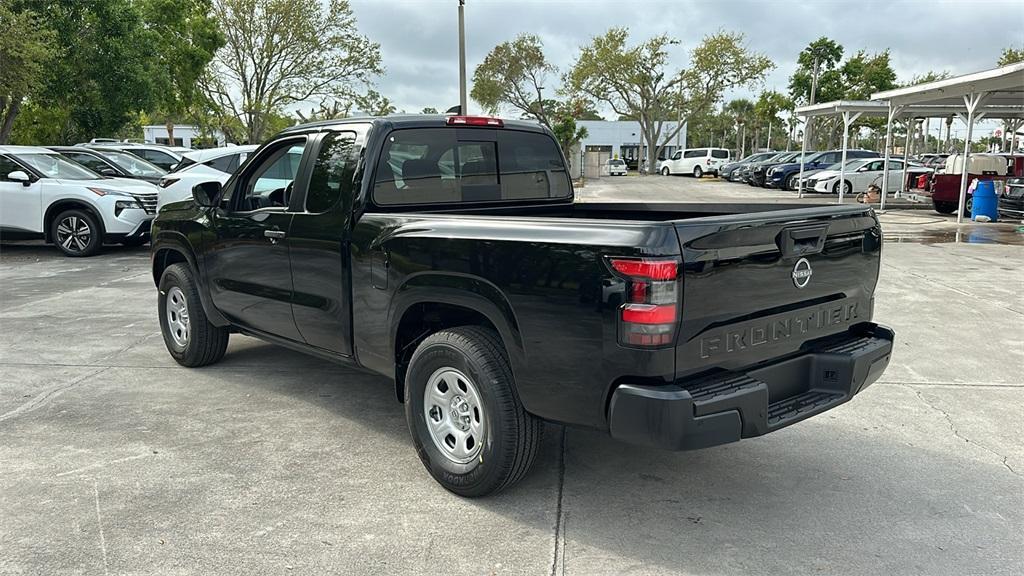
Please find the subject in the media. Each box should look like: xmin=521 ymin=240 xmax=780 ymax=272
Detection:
xmin=458 ymin=0 xmax=467 ymax=115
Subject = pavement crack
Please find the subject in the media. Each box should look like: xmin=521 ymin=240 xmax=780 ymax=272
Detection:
xmin=93 ymin=479 xmax=110 ymax=576
xmin=0 ymin=367 xmax=110 ymax=424
xmin=550 ymin=426 xmax=567 ymax=576
xmin=906 ymin=384 xmax=1020 ymax=478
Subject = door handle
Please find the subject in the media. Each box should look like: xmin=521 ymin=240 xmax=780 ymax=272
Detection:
xmin=264 ymin=229 xmax=286 ymax=243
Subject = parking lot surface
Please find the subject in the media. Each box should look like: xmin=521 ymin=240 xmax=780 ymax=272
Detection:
xmin=2 ymin=177 xmax=1022 ymax=575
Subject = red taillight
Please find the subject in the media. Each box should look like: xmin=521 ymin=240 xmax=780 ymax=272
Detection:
xmin=607 ymin=257 xmax=680 ymax=348
xmin=609 ymin=258 xmax=677 ymax=280
xmin=447 ymin=115 xmax=504 ymax=127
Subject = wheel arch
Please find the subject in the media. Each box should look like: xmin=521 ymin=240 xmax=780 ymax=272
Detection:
xmin=44 ymin=200 xmax=106 ymax=244
xmin=389 ymin=274 xmax=524 ymax=404
xmin=151 ymin=233 xmax=230 ymax=327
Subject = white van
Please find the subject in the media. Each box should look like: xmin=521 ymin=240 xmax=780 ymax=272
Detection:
xmin=659 ymin=147 xmax=731 ymax=177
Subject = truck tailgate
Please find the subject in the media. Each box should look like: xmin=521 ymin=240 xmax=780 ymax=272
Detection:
xmin=673 ymin=205 xmax=881 ymax=380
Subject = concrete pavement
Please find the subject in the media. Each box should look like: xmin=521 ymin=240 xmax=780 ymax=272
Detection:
xmin=1 ymin=178 xmax=1022 ymax=575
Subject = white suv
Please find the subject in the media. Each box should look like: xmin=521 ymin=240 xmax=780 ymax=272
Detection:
xmin=0 ymin=146 xmax=158 ymax=256
xmin=659 ymin=147 xmax=731 ymax=178
xmin=156 ymin=145 xmax=256 ymax=210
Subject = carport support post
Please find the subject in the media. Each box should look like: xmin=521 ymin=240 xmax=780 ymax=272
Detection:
xmin=956 ymin=92 xmax=986 ymax=225
xmin=838 ymin=110 xmax=863 ymax=204
xmin=899 ymin=119 xmax=913 ymax=199
xmin=880 ymin=104 xmax=902 ymax=212
xmin=797 ymin=117 xmax=809 ymax=198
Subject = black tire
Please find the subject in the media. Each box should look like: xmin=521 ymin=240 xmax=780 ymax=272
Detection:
xmin=661 ymin=166 xmax=670 ymax=176
xmin=933 ymin=201 xmax=956 ymax=214
xmin=405 ymin=326 xmax=542 ymax=497
xmin=51 ymin=209 xmax=102 ymax=257
xmin=832 ymin=180 xmax=852 ymax=195
xmin=693 ymin=166 xmax=703 ymax=178
xmin=786 ymin=174 xmax=800 ymax=191
xmin=965 ymin=195 xmax=973 ymax=215
xmin=158 ymin=263 xmax=229 ymax=367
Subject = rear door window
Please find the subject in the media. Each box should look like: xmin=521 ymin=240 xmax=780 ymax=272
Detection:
xmin=373 ymin=128 xmax=569 ymax=206
xmin=206 ymin=154 xmax=239 ymax=174
xmin=711 ymin=149 xmax=729 ymax=159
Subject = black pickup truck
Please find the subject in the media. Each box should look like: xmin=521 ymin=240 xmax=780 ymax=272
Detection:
xmin=151 ymin=115 xmax=894 ymax=497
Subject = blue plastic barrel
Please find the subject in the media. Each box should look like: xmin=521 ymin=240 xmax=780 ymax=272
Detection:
xmin=971 ymin=180 xmax=998 ymax=222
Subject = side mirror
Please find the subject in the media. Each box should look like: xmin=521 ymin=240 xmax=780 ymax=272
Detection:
xmin=98 ymin=166 xmax=118 ymax=176
xmin=7 ymin=170 xmax=31 ymax=186
xmin=192 ymin=180 xmax=222 ymax=207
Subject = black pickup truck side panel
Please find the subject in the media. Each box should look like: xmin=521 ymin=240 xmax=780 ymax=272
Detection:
xmin=350 ymin=213 xmax=682 ymax=429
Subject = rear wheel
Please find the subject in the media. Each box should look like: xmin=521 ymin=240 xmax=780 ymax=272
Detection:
xmin=51 ymin=209 xmax=102 ymax=257
xmin=405 ymin=326 xmax=541 ymax=497
xmin=786 ymin=174 xmax=800 ymax=191
xmin=693 ymin=166 xmax=703 ymax=178
xmin=933 ymin=201 xmax=956 ymax=214
xmin=661 ymin=166 xmax=670 ymax=176
xmin=965 ymin=195 xmax=974 ymax=215
xmin=158 ymin=263 xmax=229 ymax=367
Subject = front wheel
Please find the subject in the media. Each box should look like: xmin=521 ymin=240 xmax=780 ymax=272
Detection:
xmin=405 ymin=326 xmax=542 ymax=497
xmin=833 ymin=180 xmax=852 ymax=195
xmin=933 ymin=201 xmax=956 ymax=214
xmin=158 ymin=263 xmax=229 ymax=367
xmin=661 ymin=166 xmax=670 ymax=176
xmin=786 ymin=174 xmax=800 ymax=191
xmin=52 ymin=209 xmax=102 ymax=257
xmin=693 ymin=166 xmax=704 ymax=178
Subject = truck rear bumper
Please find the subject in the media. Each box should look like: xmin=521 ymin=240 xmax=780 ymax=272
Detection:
xmin=608 ymin=323 xmax=894 ymax=451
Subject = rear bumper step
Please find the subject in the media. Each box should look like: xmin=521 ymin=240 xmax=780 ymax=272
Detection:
xmin=608 ymin=323 xmax=894 ymax=451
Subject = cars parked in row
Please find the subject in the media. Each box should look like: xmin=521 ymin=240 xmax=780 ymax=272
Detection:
xmin=766 ymin=149 xmax=877 ymax=191
xmin=659 ymin=147 xmax=730 ymax=177
xmin=745 ymin=152 xmax=802 ymax=186
xmin=156 ymin=145 xmax=259 ymax=209
xmin=721 ymin=151 xmax=778 ymax=181
xmin=998 ymin=176 xmax=1024 ymax=220
xmin=50 ymin=146 xmax=167 ymax=185
xmin=0 ymin=145 xmax=158 ymax=256
xmin=804 ymin=158 xmax=932 ymax=195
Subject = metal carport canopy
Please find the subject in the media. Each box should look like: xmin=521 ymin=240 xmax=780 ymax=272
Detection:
xmin=792 ymin=100 xmax=889 ymax=204
xmin=872 ymin=63 xmax=1024 ymax=223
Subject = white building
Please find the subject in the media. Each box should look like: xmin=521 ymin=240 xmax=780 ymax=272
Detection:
xmin=571 ymin=120 xmax=686 ymax=177
xmin=142 ymin=125 xmax=226 ymax=149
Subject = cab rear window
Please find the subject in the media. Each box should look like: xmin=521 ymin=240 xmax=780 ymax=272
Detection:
xmin=373 ymin=128 xmax=571 ymax=206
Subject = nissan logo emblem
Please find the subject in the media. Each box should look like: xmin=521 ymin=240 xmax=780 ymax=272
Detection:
xmin=792 ymin=258 xmax=813 ymax=289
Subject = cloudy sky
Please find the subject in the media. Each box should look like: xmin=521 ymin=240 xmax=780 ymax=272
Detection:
xmin=349 ymin=0 xmax=1023 ymax=135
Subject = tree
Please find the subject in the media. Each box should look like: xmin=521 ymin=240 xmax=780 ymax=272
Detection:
xmin=754 ymin=91 xmax=791 ymax=150
xmin=11 ymin=0 xmax=162 ymax=142
xmin=352 ymin=90 xmax=397 ymax=116
xmin=0 ymin=4 xmax=55 ymax=143
xmin=725 ymin=98 xmax=755 ymax=156
xmin=421 ymin=107 xmax=439 ymax=114
xmin=203 ymin=0 xmax=382 ymax=143
xmin=471 ymin=34 xmax=557 ymax=128
xmin=788 ymin=37 xmax=844 ymax=106
xmin=138 ymin=0 xmax=223 ymax=145
xmin=567 ymin=28 xmax=772 ymax=173
xmin=998 ymin=45 xmax=1024 ymax=66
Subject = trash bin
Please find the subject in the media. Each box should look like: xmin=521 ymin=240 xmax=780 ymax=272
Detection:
xmin=971 ymin=180 xmax=998 ymax=222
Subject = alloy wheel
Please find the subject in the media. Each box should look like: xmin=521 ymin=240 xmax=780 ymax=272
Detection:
xmin=55 ymin=216 xmax=91 ymax=253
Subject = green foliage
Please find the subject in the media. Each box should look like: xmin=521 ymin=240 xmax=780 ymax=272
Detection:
xmin=472 ymin=34 xmax=556 ymax=127
xmin=998 ymin=46 xmax=1024 ymax=66
xmin=352 ymin=90 xmax=397 ymax=116
xmin=567 ymin=28 xmax=771 ymax=171
xmin=7 ymin=102 xmax=72 ymax=145
xmin=0 ymin=3 xmax=56 ymax=143
xmin=202 ymin=0 xmax=382 ymax=143
xmin=138 ymin=0 xmax=223 ymax=129
xmin=421 ymin=107 xmax=439 ymax=114
xmin=788 ymin=37 xmax=845 ymax=105
xmin=904 ymin=70 xmax=951 ymax=87
xmin=840 ymin=50 xmax=897 ymax=99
